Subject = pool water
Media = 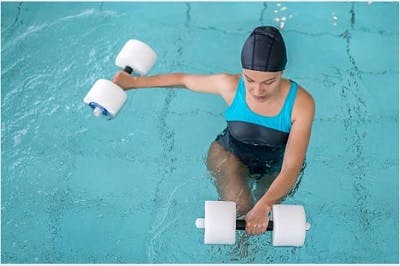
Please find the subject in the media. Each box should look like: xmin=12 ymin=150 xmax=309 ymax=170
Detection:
xmin=1 ymin=1 xmax=399 ymax=263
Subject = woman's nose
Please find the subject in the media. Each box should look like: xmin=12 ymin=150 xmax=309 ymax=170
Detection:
xmin=253 ymin=84 xmax=263 ymax=94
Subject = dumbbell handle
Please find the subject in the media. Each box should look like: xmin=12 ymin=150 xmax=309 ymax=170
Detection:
xmin=123 ymin=66 xmax=133 ymax=74
xmin=236 ymin=220 xmax=273 ymax=231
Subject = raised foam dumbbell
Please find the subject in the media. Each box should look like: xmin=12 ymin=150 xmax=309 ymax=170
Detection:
xmin=195 ymin=201 xmax=311 ymax=246
xmin=83 ymin=39 xmax=157 ymax=119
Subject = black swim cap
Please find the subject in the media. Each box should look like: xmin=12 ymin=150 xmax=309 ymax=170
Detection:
xmin=241 ymin=26 xmax=287 ymax=72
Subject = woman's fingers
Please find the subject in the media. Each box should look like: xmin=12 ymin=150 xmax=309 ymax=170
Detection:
xmin=245 ymin=221 xmax=267 ymax=235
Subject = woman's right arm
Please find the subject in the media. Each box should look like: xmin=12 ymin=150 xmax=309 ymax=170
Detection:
xmin=112 ymin=71 xmax=238 ymax=97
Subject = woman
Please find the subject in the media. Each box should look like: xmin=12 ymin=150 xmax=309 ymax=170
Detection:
xmin=112 ymin=26 xmax=315 ymax=236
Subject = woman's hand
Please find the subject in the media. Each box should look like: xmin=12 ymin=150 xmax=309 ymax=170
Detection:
xmin=244 ymin=202 xmax=272 ymax=235
xmin=112 ymin=71 xmax=137 ymax=90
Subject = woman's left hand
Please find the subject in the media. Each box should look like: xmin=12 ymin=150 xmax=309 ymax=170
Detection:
xmin=244 ymin=202 xmax=272 ymax=235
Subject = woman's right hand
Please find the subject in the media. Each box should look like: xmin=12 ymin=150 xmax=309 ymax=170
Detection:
xmin=112 ymin=71 xmax=137 ymax=90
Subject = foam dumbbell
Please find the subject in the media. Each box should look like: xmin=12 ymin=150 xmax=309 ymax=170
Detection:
xmin=195 ymin=201 xmax=311 ymax=246
xmin=83 ymin=39 xmax=157 ymax=119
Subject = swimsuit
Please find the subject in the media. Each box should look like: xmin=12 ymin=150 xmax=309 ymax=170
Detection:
xmin=216 ymin=77 xmax=301 ymax=175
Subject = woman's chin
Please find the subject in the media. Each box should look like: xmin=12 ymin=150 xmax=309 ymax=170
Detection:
xmin=253 ymin=96 xmax=268 ymax=103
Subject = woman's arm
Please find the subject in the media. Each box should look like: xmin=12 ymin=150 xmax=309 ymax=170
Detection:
xmin=112 ymin=71 xmax=238 ymax=99
xmin=244 ymin=87 xmax=315 ymax=235
xmin=259 ymin=87 xmax=315 ymax=208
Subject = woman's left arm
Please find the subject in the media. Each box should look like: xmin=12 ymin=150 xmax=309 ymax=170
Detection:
xmin=244 ymin=87 xmax=315 ymax=235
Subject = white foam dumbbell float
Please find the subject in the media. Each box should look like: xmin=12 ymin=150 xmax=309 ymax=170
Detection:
xmin=195 ymin=201 xmax=311 ymax=246
xmin=84 ymin=40 xmax=157 ymax=119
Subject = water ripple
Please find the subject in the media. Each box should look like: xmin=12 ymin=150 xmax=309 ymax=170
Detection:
xmin=146 ymin=183 xmax=184 ymax=262
xmin=2 ymin=8 xmax=120 ymax=53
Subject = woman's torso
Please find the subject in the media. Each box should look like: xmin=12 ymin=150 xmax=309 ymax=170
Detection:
xmin=224 ymin=75 xmax=298 ymax=142
xmin=217 ymin=75 xmax=299 ymax=174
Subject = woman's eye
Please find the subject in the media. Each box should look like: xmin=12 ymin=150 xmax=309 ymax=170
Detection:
xmin=247 ymin=79 xmax=254 ymax=83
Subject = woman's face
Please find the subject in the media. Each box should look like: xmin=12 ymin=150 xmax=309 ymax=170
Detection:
xmin=242 ymin=69 xmax=283 ymax=103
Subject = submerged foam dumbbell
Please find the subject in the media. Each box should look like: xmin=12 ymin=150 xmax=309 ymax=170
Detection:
xmin=83 ymin=39 xmax=157 ymax=119
xmin=195 ymin=201 xmax=311 ymax=246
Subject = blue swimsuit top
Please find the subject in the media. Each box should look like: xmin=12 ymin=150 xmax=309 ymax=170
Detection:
xmin=224 ymin=76 xmax=298 ymax=147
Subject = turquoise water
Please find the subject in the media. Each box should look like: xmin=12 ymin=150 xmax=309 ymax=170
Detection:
xmin=1 ymin=1 xmax=399 ymax=263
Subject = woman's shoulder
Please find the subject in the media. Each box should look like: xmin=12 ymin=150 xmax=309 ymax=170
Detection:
xmin=215 ymin=73 xmax=240 ymax=104
xmin=297 ymin=85 xmax=314 ymax=105
xmin=292 ymin=81 xmax=315 ymax=119
xmin=287 ymin=79 xmax=313 ymax=105
xmin=218 ymin=73 xmax=240 ymax=90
